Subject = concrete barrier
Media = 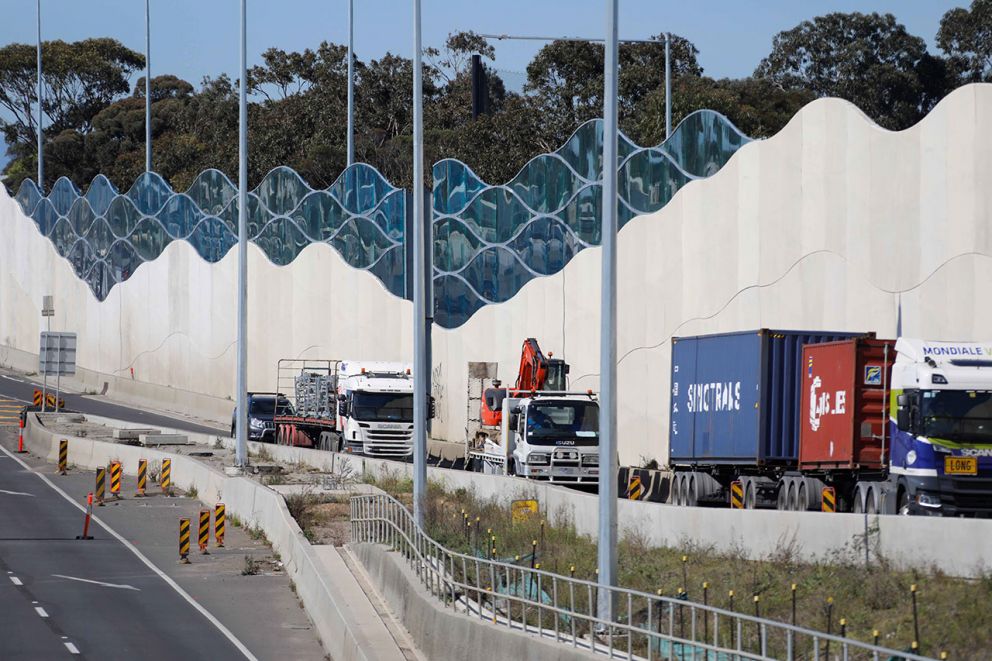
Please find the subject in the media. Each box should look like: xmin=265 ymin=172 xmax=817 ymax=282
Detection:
xmin=351 ymin=542 xmax=599 ymax=661
xmin=57 ymin=415 xmax=992 ymax=578
xmin=21 ymin=414 xmax=402 ymax=661
xmin=209 ymin=439 xmax=992 ymax=578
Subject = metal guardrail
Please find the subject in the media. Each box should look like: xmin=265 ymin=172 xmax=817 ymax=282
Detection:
xmin=350 ymin=493 xmax=936 ymax=661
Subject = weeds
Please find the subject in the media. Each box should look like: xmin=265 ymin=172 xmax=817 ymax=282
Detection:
xmin=186 ymin=485 xmax=198 ymax=499
xmin=368 ymin=479 xmax=988 ymax=659
xmin=251 ymin=446 xmax=274 ymax=462
xmin=241 ymin=555 xmax=260 ymax=576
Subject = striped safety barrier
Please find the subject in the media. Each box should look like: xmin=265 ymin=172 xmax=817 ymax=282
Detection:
xmin=730 ymin=480 xmax=744 ymax=509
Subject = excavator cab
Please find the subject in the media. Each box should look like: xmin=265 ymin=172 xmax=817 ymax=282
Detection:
xmin=545 ymin=358 xmax=569 ymax=392
xmin=479 ymin=338 xmax=569 ymax=429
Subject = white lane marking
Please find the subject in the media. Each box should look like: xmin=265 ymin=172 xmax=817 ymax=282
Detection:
xmin=64 ymin=642 xmax=80 ymax=654
xmin=0 ymin=376 xmax=24 ymax=382
xmin=0 ymin=445 xmax=258 ymax=661
xmin=9 ymin=576 xmax=22 ymax=586
xmin=35 ymin=606 xmax=48 ymax=618
xmin=52 ymin=574 xmax=139 ymax=591
xmin=0 ymin=489 xmax=35 ymax=496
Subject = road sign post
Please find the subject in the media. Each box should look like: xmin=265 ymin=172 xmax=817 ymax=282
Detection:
xmin=39 ymin=330 xmax=76 ymax=415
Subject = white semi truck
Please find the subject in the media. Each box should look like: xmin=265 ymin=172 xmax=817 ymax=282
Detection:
xmin=469 ymin=390 xmax=600 ymax=486
xmin=336 ymin=361 xmax=415 ymax=458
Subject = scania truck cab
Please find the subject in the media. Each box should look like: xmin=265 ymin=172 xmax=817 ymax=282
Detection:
xmin=891 ymin=339 xmax=992 ymax=516
xmin=336 ymin=361 xmax=415 ymax=458
xmin=470 ymin=391 xmax=600 ymax=486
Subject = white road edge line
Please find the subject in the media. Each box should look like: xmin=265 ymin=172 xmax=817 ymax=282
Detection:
xmin=51 ymin=574 xmax=139 ymax=591
xmin=64 ymin=642 xmax=80 ymax=654
xmin=0 ymin=445 xmax=257 ymax=661
xmin=35 ymin=606 xmax=48 ymax=618
xmin=0 ymin=489 xmax=36 ymax=496
xmin=9 ymin=576 xmax=22 ymax=586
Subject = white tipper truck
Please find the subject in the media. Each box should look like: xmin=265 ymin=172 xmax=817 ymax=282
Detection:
xmin=469 ymin=390 xmax=600 ymax=486
xmin=336 ymin=361 xmax=415 ymax=458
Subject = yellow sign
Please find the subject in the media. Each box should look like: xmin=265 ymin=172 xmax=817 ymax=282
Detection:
xmin=945 ymin=456 xmax=977 ymax=475
xmin=511 ymin=499 xmax=539 ymax=523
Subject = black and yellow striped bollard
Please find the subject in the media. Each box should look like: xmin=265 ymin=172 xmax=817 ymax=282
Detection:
xmin=730 ymin=480 xmax=744 ymax=509
xmin=136 ymin=459 xmax=147 ymax=497
xmin=821 ymin=486 xmax=837 ymax=513
xmin=179 ymin=518 xmax=191 ymax=564
xmin=198 ymin=509 xmax=211 ymax=554
xmin=161 ymin=458 xmax=172 ymax=496
xmin=94 ymin=466 xmax=106 ymax=506
xmin=109 ymin=461 xmax=122 ymax=499
xmin=214 ymin=503 xmax=225 ymax=548
xmin=58 ymin=439 xmax=68 ymax=475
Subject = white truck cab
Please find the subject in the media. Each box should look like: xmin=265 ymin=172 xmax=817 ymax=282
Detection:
xmin=336 ymin=361 xmax=415 ymax=458
xmin=890 ymin=339 xmax=992 ymax=515
xmin=472 ymin=392 xmax=600 ymax=485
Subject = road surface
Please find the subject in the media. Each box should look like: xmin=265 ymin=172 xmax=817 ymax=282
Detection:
xmin=0 ymin=370 xmax=226 ymax=436
xmin=0 ymin=392 xmax=253 ymax=659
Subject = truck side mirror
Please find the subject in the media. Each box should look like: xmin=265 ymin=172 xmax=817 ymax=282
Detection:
xmin=509 ymin=413 xmax=519 ymax=431
xmin=896 ymin=407 xmax=910 ymax=431
xmin=338 ymin=399 xmax=349 ymax=417
xmin=897 ymin=394 xmax=909 ymax=407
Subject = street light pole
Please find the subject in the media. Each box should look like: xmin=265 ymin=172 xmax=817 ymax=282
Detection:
xmin=145 ymin=0 xmax=152 ymax=171
xmin=411 ymin=0 xmax=427 ymax=529
xmin=346 ymin=0 xmax=354 ymax=167
xmin=664 ymin=32 xmax=671 ymax=140
xmin=36 ymin=0 xmax=43 ymax=192
xmin=597 ymin=0 xmax=619 ymax=625
xmin=235 ymin=0 xmax=249 ymax=468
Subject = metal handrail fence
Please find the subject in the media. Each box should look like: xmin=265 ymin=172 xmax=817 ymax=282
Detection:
xmin=350 ymin=493 xmax=936 ymax=661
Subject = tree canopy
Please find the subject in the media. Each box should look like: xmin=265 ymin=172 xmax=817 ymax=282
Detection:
xmin=1 ymin=4 xmax=985 ymax=194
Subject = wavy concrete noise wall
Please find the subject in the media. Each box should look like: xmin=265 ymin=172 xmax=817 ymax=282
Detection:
xmin=2 ymin=84 xmax=991 ymax=463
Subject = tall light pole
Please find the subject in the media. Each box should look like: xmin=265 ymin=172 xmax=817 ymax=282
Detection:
xmin=597 ymin=0 xmax=619 ymax=625
xmin=36 ymin=0 xmax=43 ymax=191
xmin=411 ymin=0 xmax=427 ymax=529
xmin=346 ymin=0 xmax=354 ymax=167
xmin=234 ymin=0 xmax=249 ymax=468
xmin=145 ymin=0 xmax=152 ymax=171
xmin=664 ymin=32 xmax=672 ymax=140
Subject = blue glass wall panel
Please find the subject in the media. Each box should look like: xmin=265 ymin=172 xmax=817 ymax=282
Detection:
xmin=13 ymin=163 xmax=406 ymax=300
xmin=11 ymin=109 xmax=748 ymax=321
xmin=431 ymin=109 xmax=750 ymax=328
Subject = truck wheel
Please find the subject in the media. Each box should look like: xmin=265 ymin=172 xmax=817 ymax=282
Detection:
xmin=685 ymin=475 xmax=698 ymax=507
xmin=743 ymin=480 xmax=757 ymax=510
xmin=797 ymin=482 xmax=809 ymax=512
xmin=898 ymin=489 xmax=912 ymax=516
xmin=787 ymin=481 xmax=799 ymax=511
xmin=852 ymin=490 xmax=864 ymax=514
xmin=672 ymin=474 xmax=684 ymax=506
xmin=865 ymin=487 xmax=878 ymax=515
xmin=776 ymin=483 xmax=788 ymax=510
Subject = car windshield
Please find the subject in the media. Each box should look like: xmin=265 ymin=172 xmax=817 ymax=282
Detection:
xmin=249 ymin=397 xmax=294 ymax=417
xmin=526 ymin=401 xmax=598 ymax=445
xmin=352 ymin=392 xmax=413 ymax=422
xmin=922 ymin=390 xmax=992 ymax=443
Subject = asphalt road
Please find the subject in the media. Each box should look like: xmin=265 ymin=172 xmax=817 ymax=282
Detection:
xmin=0 ymin=442 xmax=251 ymax=659
xmin=0 ymin=371 xmax=227 ymax=436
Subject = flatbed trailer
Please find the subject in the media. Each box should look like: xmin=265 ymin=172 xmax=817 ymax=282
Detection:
xmin=272 ymin=358 xmax=341 ymax=450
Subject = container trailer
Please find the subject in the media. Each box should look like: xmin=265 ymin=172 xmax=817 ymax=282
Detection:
xmin=668 ymin=331 xmax=992 ymax=515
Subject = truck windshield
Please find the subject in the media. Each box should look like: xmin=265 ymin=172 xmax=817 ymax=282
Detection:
xmin=527 ymin=401 xmax=598 ymax=445
xmin=352 ymin=392 xmax=413 ymax=422
xmin=922 ymin=390 xmax=992 ymax=443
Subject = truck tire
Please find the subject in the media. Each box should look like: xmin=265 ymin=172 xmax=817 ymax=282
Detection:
xmin=672 ymin=474 xmax=684 ymax=506
xmin=684 ymin=475 xmax=698 ymax=507
xmin=797 ymin=481 xmax=809 ymax=512
xmin=898 ymin=488 xmax=912 ymax=516
xmin=743 ymin=479 xmax=757 ymax=510
xmin=787 ymin=481 xmax=799 ymax=511
xmin=865 ymin=487 xmax=878 ymax=514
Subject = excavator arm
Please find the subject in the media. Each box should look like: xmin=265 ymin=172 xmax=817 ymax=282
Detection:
xmin=480 ymin=338 xmax=568 ymax=429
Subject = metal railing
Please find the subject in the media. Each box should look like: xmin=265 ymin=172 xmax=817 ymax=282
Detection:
xmin=350 ymin=493 xmax=936 ymax=661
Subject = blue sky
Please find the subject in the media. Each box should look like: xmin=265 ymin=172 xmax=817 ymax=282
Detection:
xmin=0 ymin=1 xmax=968 ymax=165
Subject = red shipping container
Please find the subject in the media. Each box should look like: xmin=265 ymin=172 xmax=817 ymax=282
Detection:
xmin=799 ymin=339 xmax=895 ymax=471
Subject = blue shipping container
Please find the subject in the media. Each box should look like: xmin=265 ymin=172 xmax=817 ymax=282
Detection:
xmin=668 ymin=330 xmax=869 ymax=466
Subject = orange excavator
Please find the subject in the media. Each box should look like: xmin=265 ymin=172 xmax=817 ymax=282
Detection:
xmin=480 ymin=338 xmax=569 ymax=427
